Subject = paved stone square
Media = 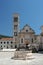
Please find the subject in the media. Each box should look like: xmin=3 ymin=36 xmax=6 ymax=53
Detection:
xmin=0 ymin=51 xmax=43 ymax=65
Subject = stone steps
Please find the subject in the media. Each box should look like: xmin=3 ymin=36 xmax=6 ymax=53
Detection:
xmin=13 ymin=50 xmax=32 ymax=60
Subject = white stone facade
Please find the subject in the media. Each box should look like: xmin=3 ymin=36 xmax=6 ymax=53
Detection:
xmin=0 ymin=38 xmax=14 ymax=49
xmin=0 ymin=13 xmax=43 ymax=51
xmin=13 ymin=14 xmax=43 ymax=50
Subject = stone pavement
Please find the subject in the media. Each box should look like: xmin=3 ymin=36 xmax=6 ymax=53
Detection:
xmin=0 ymin=51 xmax=43 ymax=65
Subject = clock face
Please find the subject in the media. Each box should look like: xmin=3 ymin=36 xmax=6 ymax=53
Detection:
xmin=14 ymin=17 xmax=18 ymax=22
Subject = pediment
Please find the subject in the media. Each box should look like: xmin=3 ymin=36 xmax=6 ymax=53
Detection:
xmin=20 ymin=24 xmax=35 ymax=34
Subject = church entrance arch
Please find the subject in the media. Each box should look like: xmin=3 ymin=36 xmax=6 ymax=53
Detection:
xmin=25 ymin=40 xmax=30 ymax=49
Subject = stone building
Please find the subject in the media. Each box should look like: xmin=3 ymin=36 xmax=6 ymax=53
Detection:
xmin=0 ymin=13 xmax=43 ymax=51
xmin=0 ymin=37 xmax=14 ymax=49
xmin=13 ymin=13 xmax=43 ymax=51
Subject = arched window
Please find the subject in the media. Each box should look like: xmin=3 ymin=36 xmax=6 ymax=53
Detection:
xmin=11 ymin=41 xmax=13 ymax=44
xmin=32 ymin=38 xmax=33 ymax=43
xmin=1 ymin=42 xmax=2 ymax=44
xmin=21 ymin=38 xmax=23 ymax=43
xmin=7 ymin=41 xmax=9 ymax=44
xmin=15 ymin=45 xmax=17 ymax=48
xmin=11 ymin=45 xmax=13 ymax=48
xmin=4 ymin=46 xmax=5 ymax=47
xmin=1 ymin=45 xmax=2 ymax=47
xmin=14 ymin=32 xmax=17 ymax=36
xmin=7 ymin=46 xmax=8 ymax=49
xmin=14 ymin=17 xmax=18 ymax=22
xmin=14 ymin=25 xmax=18 ymax=29
xmin=1 ymin=45 xmax=3 ymax=49
xmin=4 ymin=42 xmax=6 ymax=44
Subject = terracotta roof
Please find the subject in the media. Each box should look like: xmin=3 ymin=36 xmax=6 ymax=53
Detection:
xmin=0 ymin=38 xmax=13 ymax=41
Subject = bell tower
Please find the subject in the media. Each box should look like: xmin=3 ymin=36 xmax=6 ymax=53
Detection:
xmin=41 ymin=25 xmax=43 ymax=35
xmin=13 ymin=13 xmax=19 ymax=48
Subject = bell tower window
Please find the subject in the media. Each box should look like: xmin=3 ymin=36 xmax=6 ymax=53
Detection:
xmin=14 ymin=17 xmax=18 ymax=22
xmin=14 ymin=32 xmax=17 ymax=36
xmin=14 ymin=25 xmax=18 ymax=29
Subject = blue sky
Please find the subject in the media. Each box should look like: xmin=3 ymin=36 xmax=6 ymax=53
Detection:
xmin=0 ymin=0 xmax=43 ymax=36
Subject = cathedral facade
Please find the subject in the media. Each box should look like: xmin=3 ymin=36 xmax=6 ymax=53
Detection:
xmin=13 ymin=13 xmax=43 ymax=51
xmin=0 ymin=13 xmax=43 ymax=51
